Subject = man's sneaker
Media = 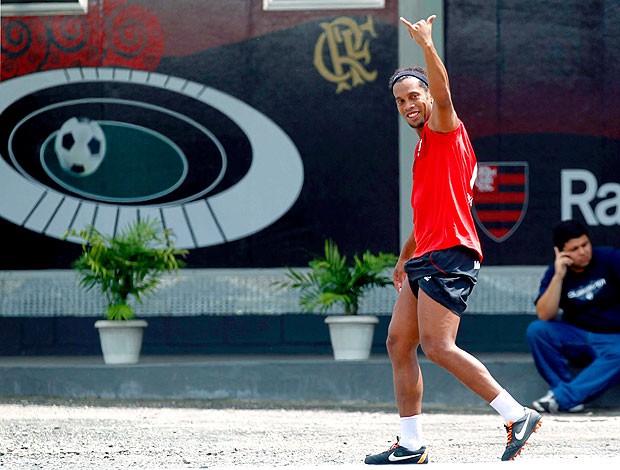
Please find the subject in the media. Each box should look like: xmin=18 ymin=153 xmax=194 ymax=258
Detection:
xmin=364 ymin=437 xmax=428 ymax=465
xmin=532 ymin=390 xmax=584 ymax=414
xmin=501 ymin=408 xmax=542 ymax=461
xmin=532 ymin=390 xmax=559 ymax=413
xmin=566 ymin=403 xmax=585 ymax=412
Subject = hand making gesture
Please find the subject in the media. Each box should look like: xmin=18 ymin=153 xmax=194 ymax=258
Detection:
xmin=397 ymin=14 xmax=458 ymax=134
xmin=400 ymin=15 xmax=437 ymax=48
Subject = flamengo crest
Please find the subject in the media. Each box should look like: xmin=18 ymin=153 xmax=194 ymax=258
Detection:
xmin=473 ymin=162 xmax=529 ymax=243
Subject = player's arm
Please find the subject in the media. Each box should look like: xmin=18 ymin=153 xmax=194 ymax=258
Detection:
xmin=535 ymin=247 xmax=571 ymax=321
xmin=400 ymin=15 xmax=459 ymax=133
xmin=393 ymin=229 xmax=416 ymax=292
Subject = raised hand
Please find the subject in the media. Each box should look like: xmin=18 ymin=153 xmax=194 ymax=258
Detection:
xmin=400 ymin=15 xmax=437 ymax=47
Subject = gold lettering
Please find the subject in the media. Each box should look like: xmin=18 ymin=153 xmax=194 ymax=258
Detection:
xmin=313 ymin=16 xmax=378 ymax=93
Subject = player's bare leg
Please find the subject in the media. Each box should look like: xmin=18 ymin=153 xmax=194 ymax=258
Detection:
xmin=386 ymin=282 xmax=422 ymax=417
xmin=416 ymin=289 xmax=541 ymax=461
xmin=365 ymin=283 xmax=429 ymax=465
xmin=416 ymin=289 xmax=501 ymax=402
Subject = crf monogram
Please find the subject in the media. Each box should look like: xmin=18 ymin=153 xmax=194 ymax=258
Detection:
xmin=313 ymin=16 xmax=378 ymax=93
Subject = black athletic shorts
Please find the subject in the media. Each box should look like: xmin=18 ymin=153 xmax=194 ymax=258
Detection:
xmin=404 ymin=246 xmax=480 ymax=316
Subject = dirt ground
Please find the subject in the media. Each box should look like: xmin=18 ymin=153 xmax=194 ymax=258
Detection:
xmin=1 ymin=398 xmax=619 ymax=469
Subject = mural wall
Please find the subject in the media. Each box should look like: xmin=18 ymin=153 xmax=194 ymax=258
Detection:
xmin=0 ymin=0 xmax=400 ymax=268
xmin=1 ymin=0 xmax=618 ymax=270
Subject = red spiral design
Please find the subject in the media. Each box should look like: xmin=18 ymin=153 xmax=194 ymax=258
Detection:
xmin=49 ymin=16 xmax=90 ymax=52
xmin=48 ymin=15 xmax=96 ymax=68
xmin=1 ymin=0 xmax=163 ymax=81
xmin=1 ymin=18 xmax=48 ymax=79
xmin=102 ymin=0 xmax=163 ymax=69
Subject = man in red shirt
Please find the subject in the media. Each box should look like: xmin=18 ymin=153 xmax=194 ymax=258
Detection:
xmin=364 ymin=15 xmax=541 ymax=464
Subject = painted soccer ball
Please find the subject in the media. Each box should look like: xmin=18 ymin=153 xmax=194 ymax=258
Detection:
xmin=54 ymin=117 xmax=107 ymax=177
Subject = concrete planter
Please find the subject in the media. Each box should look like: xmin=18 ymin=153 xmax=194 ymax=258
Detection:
xmin=324 ymin=315 xmax=379 ymax=361
xmin=94 ymin=319 xmax=148 ymax=365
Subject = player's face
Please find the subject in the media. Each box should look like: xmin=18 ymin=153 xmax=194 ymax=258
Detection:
xmin=393 ymin=78 xmax=432 ymax=130
xmin=562 ymin=235 xmax=592 ymax=271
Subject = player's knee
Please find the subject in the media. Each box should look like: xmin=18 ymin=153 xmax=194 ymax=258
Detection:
xmin=386 ymin=330 xmax=415 ymax=361
xmin=386 ymin=332 xmax=401 ymax=357
xmin=419 ymin=337 xmax=451 ymax=365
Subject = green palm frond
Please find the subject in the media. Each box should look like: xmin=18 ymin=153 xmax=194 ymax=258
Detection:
xmin=274 ymin=239 xmax=397 ymax=315
xmin=66 ymin=218 xmax=188 ymax=321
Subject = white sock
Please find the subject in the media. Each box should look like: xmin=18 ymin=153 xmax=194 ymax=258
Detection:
xmin=490 ymin=389 xmax=526 ymax=424
xmin=399 ymin=415 xmax=423 ymax=450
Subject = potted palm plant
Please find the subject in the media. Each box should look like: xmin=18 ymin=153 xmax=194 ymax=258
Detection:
xmin=67 ymin=218 xmax=187 ymax=364
xmin=276 ymin=239 xmax=397 ymax=360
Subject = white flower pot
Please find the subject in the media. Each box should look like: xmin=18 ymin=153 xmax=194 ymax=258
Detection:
xmin=94 ymin=319 xmax=148 ymax=365
xmin=324 ymin=315 xmax=379 ymax=361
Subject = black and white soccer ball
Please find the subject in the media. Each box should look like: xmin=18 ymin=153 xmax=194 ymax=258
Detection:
xmin=54 ymin=117 xmax=107 ymax=177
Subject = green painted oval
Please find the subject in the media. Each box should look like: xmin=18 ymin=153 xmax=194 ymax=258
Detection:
xmin=44 ymin=121 xmax=187 ymax=202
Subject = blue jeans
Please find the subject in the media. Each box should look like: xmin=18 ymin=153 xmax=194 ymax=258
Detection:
xmin=526 ymin=319 xmax=620 ymax=410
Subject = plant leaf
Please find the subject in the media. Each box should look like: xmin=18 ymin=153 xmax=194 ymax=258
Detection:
xmin=275 ymin=239 xmax=397 ymax=315
xmin=66 ymin=218 xmax=188 ymax=321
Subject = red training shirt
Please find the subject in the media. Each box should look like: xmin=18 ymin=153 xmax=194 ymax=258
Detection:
xmin=411 ymin=120 xmax=483 ymax=261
